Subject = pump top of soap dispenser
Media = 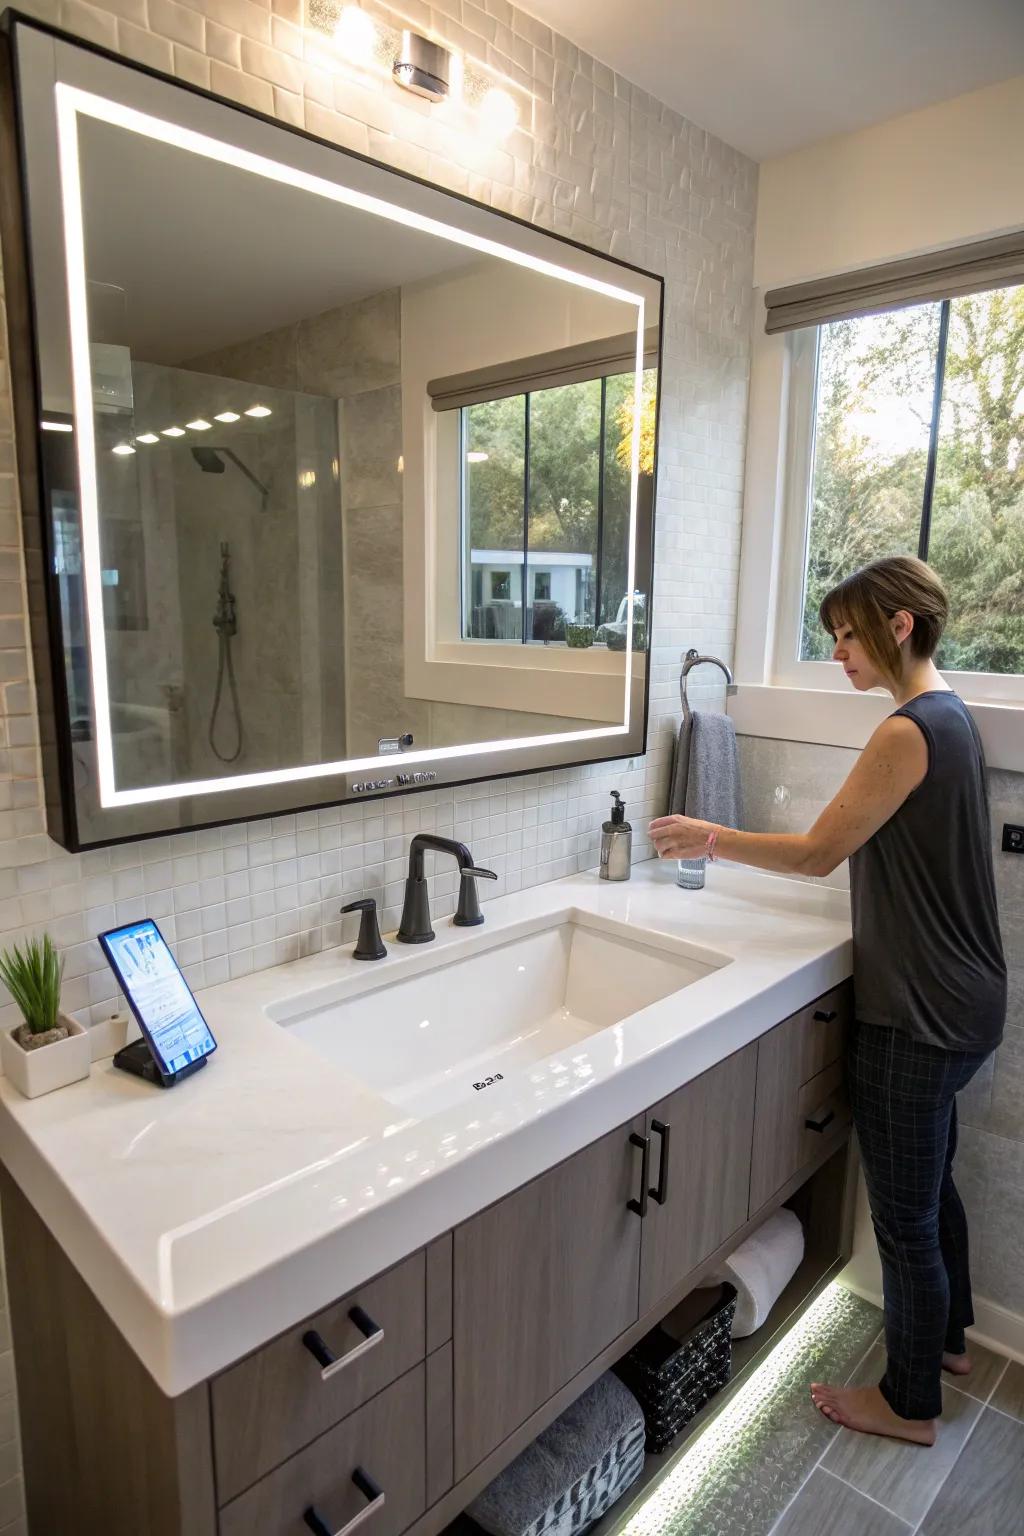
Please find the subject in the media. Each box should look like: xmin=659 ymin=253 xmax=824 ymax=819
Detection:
xmin=605 ymin=791 xmax=631 ymax=831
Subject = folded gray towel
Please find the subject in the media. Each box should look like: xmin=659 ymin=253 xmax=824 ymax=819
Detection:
xmin=668 ymin=715 xmax=692 ymax=816
xmin=683 ymin=710 xmax=742 ymax=829
xmin=468 ymin=1373 xmax=645 ymax=1536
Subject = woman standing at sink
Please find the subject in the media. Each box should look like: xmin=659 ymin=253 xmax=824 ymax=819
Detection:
xmin=649 ymin=555 xmax=1006 ymax=1450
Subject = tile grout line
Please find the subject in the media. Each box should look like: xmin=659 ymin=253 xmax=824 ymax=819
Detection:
xmin=818 ymin=1466 xmax=914 ymax=1530
xmin=763 ymin=1324 xmax=885 ymax=1536
xmin=905 ymin=1373 xmax=999 ymax=1536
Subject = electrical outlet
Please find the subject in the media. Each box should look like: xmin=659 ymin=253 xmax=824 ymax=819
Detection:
xmin=1003 ymin=824 xmax=1024 ymax=854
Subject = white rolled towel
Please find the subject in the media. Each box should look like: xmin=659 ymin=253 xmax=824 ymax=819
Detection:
xmin=711 ymin=1208 xmax=805 ymax=1337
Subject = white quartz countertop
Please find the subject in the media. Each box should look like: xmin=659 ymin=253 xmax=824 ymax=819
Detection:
xmin=0 ymin=861 xmax=852 ymax=1396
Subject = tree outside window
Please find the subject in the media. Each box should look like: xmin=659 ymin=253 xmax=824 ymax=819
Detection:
xmin=801 ymin=283 xmax=1024 ymax=675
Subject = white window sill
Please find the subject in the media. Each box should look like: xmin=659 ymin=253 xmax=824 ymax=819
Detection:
xmin=728 ymin=684 xmax=1024 ymax=773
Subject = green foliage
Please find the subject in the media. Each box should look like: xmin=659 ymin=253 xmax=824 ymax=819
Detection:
xmin=802 ymin=289 xmax=1024 ymax=675
xmin=0 ymin=935 xmax=64 ymax=1037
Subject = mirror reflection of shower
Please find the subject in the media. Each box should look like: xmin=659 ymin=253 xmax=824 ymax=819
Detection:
xmin=209 ymin=540 xmax=242 ymax=764
xmin=191 ymin=444 xmax=269 ymax=511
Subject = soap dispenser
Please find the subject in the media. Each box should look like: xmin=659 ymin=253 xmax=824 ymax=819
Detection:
xmin=600 ymin=792 xmax=632 ymax=881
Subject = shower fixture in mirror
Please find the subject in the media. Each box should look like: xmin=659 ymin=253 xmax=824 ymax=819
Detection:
xmin=1 ymin=17 xmax=662 ymax=849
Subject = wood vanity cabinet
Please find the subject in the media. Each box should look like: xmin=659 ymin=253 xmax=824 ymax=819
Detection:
xmin=2 ymin=982 xmax=855 ymax=1536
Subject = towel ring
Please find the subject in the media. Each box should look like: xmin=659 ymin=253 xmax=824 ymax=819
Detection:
xmin=680 ymin=648 xmax=736 ymax=726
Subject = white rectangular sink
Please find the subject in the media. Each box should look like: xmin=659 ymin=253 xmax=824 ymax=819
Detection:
xmin=277 ymin=914 xmax=730 ymax=1119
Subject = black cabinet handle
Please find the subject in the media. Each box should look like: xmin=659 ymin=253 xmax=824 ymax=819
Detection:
xmin=628 ymin=1132 xmax=649 ymax=1217
xmin=814 ymin=1009 xmax=838 ymax=1023
xmin=302 ymin=1306 xmax=383 ymax=1381
xmin=804 ymin=1108 xmax=836 ymax=1134
xmin=649 ymin=1119 xmax=671 ymax=1205
xmin=304 ymin=1468 xmax=386 ymax=1536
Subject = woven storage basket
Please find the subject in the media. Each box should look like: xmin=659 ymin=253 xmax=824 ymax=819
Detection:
xmin=613 ymin=1283 xmax=737 ymax=1453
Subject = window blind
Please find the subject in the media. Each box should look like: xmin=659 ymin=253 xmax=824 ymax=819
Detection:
xmin=427 ymin=327 xmax=659 ymax=412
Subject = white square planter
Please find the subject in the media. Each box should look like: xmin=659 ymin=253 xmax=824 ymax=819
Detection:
xmin=0 ymin=1012 xmax=91 ymax=1099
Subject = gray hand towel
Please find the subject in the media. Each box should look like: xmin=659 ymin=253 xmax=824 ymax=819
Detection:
xmin=668 ymin=715 xmax=693 ymax=816
xmin=680 ymin=710 xmax=742 ymax=829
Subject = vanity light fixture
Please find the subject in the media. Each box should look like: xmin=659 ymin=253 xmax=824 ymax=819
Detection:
xmin=41 ymin=419 xmax=73 ymax=432
xmin=135 ymin=432 xmax=159 ymax=444
xmin=214 ymin=410 xmax=241 ymax=422
xmin=54 ymin=82 xmax=643 ymax=809
xmin=111 ymin=443 xmax=135 ymax=455
xmin=186 ymin=418 xmax=212 ymax=431
xmin=393 ymin=30 xmax=451 ymax=102
xmin=466 ymin=450 xmax=489 ymax=463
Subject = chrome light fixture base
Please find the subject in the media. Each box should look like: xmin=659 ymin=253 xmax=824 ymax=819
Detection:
xmin=392 ymin=31 xmax=450 ymax=101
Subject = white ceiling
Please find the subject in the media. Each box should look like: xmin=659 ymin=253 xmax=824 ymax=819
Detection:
xmin=520 ymin=0 xmax=1024 ymax=160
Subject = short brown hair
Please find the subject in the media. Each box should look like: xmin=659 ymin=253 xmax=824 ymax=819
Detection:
xmin=819 ymin=556 xmax=949 ymax=685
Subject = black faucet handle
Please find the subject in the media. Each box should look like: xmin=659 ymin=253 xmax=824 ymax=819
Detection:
xmin=454 ymin=865 xmax=498 ymax=928
xmin=341 ymin=899 xmax=387 ymax=961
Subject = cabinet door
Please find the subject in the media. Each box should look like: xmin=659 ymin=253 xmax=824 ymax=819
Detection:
xmin=453 ymin=1120 xmax=643 ymax=1478
xmin=638 ymin=1044 xmax=757 ymax=1317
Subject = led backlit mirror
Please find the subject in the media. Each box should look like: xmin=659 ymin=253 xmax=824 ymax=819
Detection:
xmin=5 ymin=20 xmax=661 ymax=848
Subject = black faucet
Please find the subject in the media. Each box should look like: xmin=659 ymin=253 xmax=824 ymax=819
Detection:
xmin=397 ymin=834 xmax=497 ymax=944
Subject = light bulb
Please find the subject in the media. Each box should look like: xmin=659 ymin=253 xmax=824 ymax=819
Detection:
xmin=334 ymin=6 xmax=377 ymax=67
xmin=214 ymin=411 xmax=240 ymax=423
xmin=186 ymin=418 xmax=212 ymax=431
xmin=245 ymin=404 xmax=272 ymax=418
xmin=136 ymin=433 xmax=159 ymax=444
xmin=161 ymin=426 xmax=185 ymax=437
xmin=479 ymin=87 xmax=517 ymax=142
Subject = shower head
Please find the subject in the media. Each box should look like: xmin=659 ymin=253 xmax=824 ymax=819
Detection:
xmin=191 ymin=444 xmax=269 ymax=510
xmin=191 ymin=446 xmax=226 ymax=474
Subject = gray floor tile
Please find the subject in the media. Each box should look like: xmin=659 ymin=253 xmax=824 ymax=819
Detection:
xmin=773 ymin=1468 xmax=911 ymax=1535
xmin=990 ymin=1359 xmax=1024 ymax=1420
xmin=822 ymin=1346 xmax=982 ymax=1525
xmin=943 ymin=1339 xmax=1007 ymax=1403
xmin=618 ymin=1287 xmax=882 ymax=1536
xmin=919 ymin=1407 xmax=1024 ymax=1535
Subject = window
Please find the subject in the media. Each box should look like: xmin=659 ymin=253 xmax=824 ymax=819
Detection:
xmin=457 ymin=369 xmax=655 ymax=644
xmin=795 ymin=282 xmax=1024 ymax=680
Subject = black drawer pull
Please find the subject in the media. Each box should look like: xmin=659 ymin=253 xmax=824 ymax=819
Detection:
xmin=304 ymin=1468 xmax=386 ymax=1536
xmin=302 ymin=1306 xmax=383 ymax=1381
xmin=805 ymin=1108 xmax=836 ymax=1134
xmin=649 ymin=1119 xmax=671 ymax=1205
xmin=814 ymin=1009 xmax=839 ymax=1023
xmin=628 ymin=1132 xmax=649 ymax=1217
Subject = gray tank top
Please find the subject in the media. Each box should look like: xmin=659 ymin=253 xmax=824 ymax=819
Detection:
xmin=849 ymin=690 xmax=1006 ymax=1053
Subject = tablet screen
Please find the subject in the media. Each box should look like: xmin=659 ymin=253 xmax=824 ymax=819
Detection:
xmin=100 ymin=919 xmax=217 ymax=1077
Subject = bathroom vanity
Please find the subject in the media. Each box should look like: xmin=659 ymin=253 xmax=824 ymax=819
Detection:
xmin=0 ymin=865 xmax=856 ymax=1536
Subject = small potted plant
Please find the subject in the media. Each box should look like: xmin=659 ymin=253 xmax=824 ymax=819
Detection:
xmin=0 ymin=935 xmax=90 ymax=1098
xmin=565 ymin=623 xmax=596 ymax=648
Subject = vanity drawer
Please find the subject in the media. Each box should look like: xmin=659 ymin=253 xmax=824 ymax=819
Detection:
xmin=218 ymin=1363 xmax=426 ymax=1536
xmin=749 ymin=982 xmax=853 ymax=1215
xmin=213 ymin=1250 xmax=426 ymax=1503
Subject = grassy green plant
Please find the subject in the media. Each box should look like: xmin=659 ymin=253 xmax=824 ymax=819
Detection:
xmin=0 ymin=935 xmax=64 ymax=1037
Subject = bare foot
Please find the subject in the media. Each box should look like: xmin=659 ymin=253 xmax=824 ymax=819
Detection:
xmin=942 ymin=1350 xmax=972 ymax=1377
xmin=809 ymin=1383 xmax=937 ymax=1445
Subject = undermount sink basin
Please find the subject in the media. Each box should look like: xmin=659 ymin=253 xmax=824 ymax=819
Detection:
xmin=276 ymin=914 xmax=730 ymax=1119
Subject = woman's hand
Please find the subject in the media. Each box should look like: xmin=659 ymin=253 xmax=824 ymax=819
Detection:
xmin=648 ymin=814 xmax=718 ymax=860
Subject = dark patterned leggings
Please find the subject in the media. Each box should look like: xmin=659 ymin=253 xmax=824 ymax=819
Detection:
xmin=847 ymin=1020 xmax=990 ymax=1421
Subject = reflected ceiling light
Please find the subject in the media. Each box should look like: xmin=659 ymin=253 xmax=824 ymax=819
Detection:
xmin=186 ymin=418 xmax=212 ymax=431
xmin=245 ymin=404 xmax=272 ymax=418
xmin=298 ymin=469 xmax=316 ymax=489
xmin=161 ymin=426 xmax=185 ymax=437
xmin=54 ymin=82 xmax=642 ymax=811
xmin=478 ymin=87 xmax=518 ymax=142
xmin=41 ymin=419 xmax=73 ymax=432
xmin=334 ymin=5 xmax=378 ymax=68
xmin=397 ymin=454 xmax=404 ymax=473
xmin=214 ymin=410 xmax=241 ymax=422
xmin=466 ymin=450 xmax=489 ymax=463
xmin=136 ymin=432 xmax=160 ymax=444
xmin=111 ymin=443 xmax=136 ymax=455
